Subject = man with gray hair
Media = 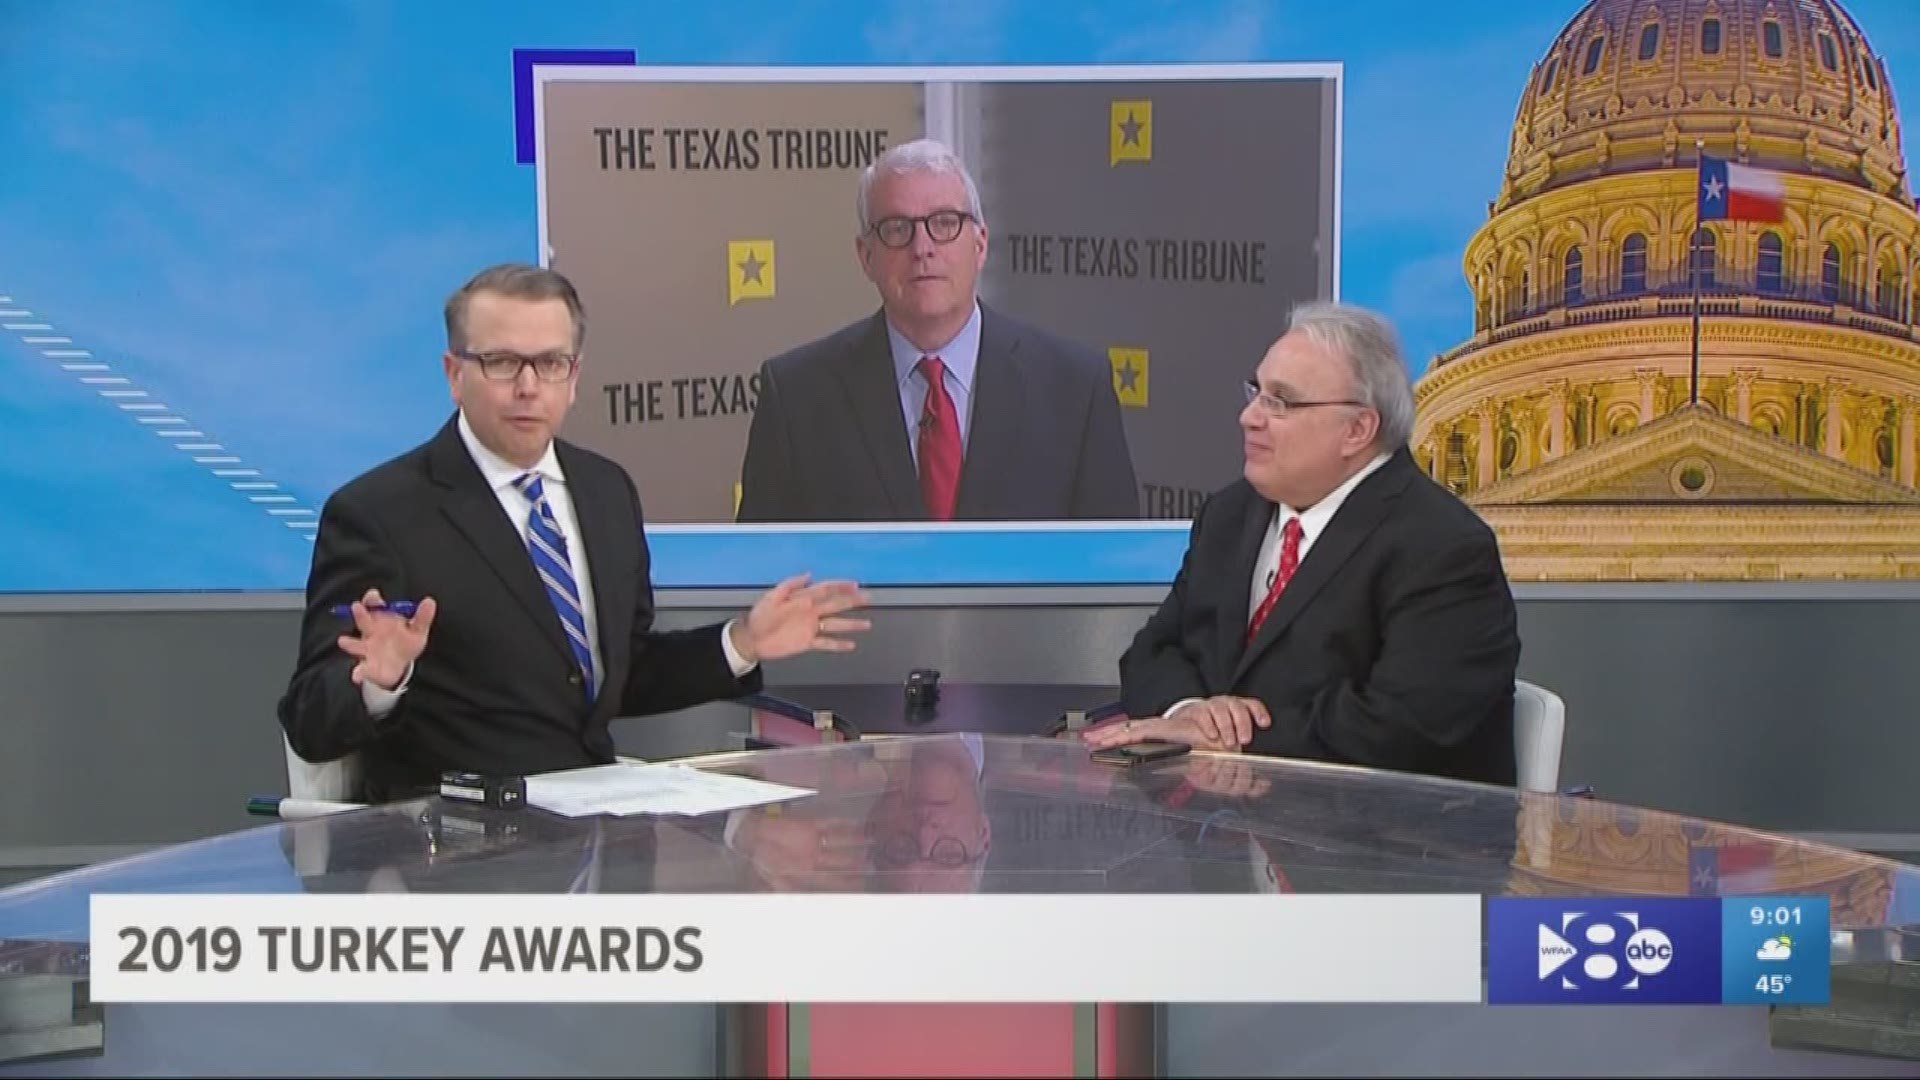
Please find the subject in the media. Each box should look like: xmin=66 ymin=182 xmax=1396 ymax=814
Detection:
xmin=736 ymin=138 xmax=1139 ymax=522
xmin=1086 ymin=302 xmax=1521 ymax=786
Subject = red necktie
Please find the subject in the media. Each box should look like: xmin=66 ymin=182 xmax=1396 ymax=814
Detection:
xmin=1247 ymin=517 xmax=1304 ymax=642
xmin=917 ymin=355 xmax=962 ymax=521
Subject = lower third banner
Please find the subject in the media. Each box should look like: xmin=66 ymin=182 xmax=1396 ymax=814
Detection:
xmin=92 ymin=893 xmax=1481 ymax=1004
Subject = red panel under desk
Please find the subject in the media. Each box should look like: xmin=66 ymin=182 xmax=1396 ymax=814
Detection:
xmin=804 ymin=1003 xmax=1079 ymax=1077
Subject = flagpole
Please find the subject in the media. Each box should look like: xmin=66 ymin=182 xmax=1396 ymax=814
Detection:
xmin=1690 ymin=241 xmax=1702 ymax=406
xmin=1691 ymin=139 xmax=1705 ymax=407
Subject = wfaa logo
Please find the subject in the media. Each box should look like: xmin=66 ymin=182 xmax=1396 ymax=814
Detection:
xmin=1489 ymin=898 xmax=1722 ymax=1004
xmin=1538 ymin=912 xmax=1672 ymax=989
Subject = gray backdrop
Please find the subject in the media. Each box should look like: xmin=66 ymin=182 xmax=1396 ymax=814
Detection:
xmin=5 ymin=584 xmax=1920 ymax=873
xmin=972 ymin=77 xmax=1337 ymax=518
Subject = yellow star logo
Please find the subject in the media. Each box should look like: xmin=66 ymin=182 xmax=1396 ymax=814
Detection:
xmin=1110 ymin=100 xmax=1152 ymax=165
xmin=727 ymin=240 xmax=776 ymax=305
xmin=1109 ymin=347 xmax=1148 ymax=407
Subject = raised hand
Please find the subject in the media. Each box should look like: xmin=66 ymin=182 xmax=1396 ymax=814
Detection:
xmin=731 ymin=573 xmax=872 ymax=664
xmin=334 ymin=588 xmax=437 ymax=690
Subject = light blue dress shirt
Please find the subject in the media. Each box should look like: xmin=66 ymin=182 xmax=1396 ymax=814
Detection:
xmin=886 ymin=302 xmax=982 ymax=466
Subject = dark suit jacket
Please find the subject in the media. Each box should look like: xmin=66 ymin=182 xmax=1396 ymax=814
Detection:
xmin=1119 ymin=450 xmax=1520 ymax=786
xmin=278 ymin=417 xmax=762 ymax=802
xmin=736 ymin=305 xmax=1140 ymax=522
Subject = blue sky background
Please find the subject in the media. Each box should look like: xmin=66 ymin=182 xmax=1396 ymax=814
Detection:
xmin=3 ymin=0 xmax=1916 ymax=591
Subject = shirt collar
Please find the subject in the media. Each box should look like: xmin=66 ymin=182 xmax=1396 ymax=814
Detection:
xmin=1279 ymin=451 xmax=1393 ymax=545
xmin=887 ymin=301 xmax=982 ymax=393
xmin=457 ymin=410 xmax=565 ymax=494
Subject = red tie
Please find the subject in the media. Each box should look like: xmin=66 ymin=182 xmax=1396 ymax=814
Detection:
xmin=1247 ymin=517 xmax=1304 ymax=642
xmin=917 ymin=356 xmax=962 ymax=521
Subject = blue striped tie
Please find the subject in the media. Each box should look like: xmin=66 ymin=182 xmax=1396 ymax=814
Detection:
xmin=513 ymin=473 xmax=595 ymax=697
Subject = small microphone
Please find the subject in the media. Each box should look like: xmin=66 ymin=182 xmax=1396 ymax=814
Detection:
xmin=918 ymin=413 xmax=933 ymax=430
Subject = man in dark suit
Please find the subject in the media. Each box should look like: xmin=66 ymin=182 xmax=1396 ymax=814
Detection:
xmin=1085 ymin=302 xmax=1519 ymax=785
xmin=736 ymin=138 xmax=1139 ymax=522
xmin=279 ymin=264 xmax=870 ymax=802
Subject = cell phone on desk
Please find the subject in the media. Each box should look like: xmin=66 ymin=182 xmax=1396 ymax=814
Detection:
xmin=1091 ymin=739 xmax=1191 ymax=767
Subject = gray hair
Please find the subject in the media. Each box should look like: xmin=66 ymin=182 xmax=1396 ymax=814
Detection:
xmin=1286 ymin=301 xmax=1416 ymax=450
xmin=855 ymin=138 xmax=986 ymax=232
xmin=444 ymin=263 xmax=586 ymax=354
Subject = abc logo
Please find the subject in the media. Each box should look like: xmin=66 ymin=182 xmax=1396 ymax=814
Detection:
xmin=1624 ymin=928 xmax=1674 ymax=975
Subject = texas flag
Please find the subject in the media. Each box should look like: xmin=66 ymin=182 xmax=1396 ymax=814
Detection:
xmin=1698 ymin=153 xmax=1786 ymax=222
xmin=1688 ymin=839 xmax=1776 ymax=895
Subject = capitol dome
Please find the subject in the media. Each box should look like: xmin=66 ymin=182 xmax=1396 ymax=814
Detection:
xmin=1411 ymin=0 xmax=1920 ymax=582
xmin=1500 ymin=0 xmax=1909 ymax=210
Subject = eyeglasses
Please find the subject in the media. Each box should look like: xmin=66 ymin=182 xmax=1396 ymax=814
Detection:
xmin=874 ymin=832 xmax=977 ymax=869
xmin=867 ymin=210 xmax=975 ymax=249
xmin=455 ymin=349 xmax=578 ymax=383
xmin=1242 ymin=380 xmax=1368 ymax=419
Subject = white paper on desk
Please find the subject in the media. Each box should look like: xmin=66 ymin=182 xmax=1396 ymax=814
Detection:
xmin=524 ymin=762 xmax=814 ymax=818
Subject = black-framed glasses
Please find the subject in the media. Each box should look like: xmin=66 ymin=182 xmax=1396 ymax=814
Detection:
xmin=455 ymin=349 xmax=578 ymax=383
xmin=874 ymin=832 xmax=976 ymax=869
xmin=1242 ymin=380 xmax=1368 ymax=419
xmin=867 ymin=210 xmax=975 ymax=249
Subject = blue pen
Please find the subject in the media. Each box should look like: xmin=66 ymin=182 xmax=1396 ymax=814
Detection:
xmin=330 ymin=600 xmax=419 ymax=618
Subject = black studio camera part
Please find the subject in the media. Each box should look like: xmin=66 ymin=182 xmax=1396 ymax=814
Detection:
xmin=904 ymin=667 xmax=942 ymax=718
xmin=438 ymin=771 xmax=527 ymax=811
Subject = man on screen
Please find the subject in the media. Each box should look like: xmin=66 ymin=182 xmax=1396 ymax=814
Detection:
xmin=1085 ymin=302 xmax=1520 ymax=785
xmin=735 ymin=138 xmax=1139 ymax=522
xmin=279 ymin=264 xmax=871 ymax=802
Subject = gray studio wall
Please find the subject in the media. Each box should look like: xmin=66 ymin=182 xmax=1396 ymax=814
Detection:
xmin=4 ymin=586 xmax=1920 ymax=872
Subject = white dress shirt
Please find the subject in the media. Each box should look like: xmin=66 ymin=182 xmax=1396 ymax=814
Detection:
xmin=362 ymin=412 xmax=753 ymax=718
xmin=1244 ymin=451 xmax=1393 ymax=621
xmin=1164 ymin=451 xmax=1393 ymax=723
xmin=886 ymin=301 xmax=982 ymax=466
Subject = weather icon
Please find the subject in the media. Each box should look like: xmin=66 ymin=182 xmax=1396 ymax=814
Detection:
xmin=1757 ymin=936 xmax=1793 ymax=961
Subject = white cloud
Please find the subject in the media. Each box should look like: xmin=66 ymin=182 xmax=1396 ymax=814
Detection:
xmin=1384 ymin=250 xmax=1471 ymax=324
xmin=1092 ymin=0 xmax=1273 ymax=63
xmin=1340 ymin=18 xmax=1564 ymax=234
xmin=1343 ymin=247 xmax=1475 ymax=374
xmin=863 ymin=0 xmax=1012 ymax=63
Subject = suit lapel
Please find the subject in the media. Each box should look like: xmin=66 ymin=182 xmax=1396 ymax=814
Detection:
xmin=557 ymin=442 xmax=634 ymax=698
xmin=1229 ymin=455 xmax=1415 ymax=686
xmin=1216 ymin=492 xmax=1277 ymax=677
xmin=833 ymin=313 xmax=925 ymax=518
xmin=954 ymin=308 xmax=1022 ymax=519
xmin=427 ymin=419 xmax=576 ymax=669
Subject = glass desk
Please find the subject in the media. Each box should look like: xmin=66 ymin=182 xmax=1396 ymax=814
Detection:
xmin=739 ymin=682 xmax=1119 ymax=745
xmin=3 ymin=734 xmax=1917 ymax=1077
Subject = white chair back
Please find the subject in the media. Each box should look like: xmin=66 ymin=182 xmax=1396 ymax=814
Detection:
xmin=1512 ymin=679 xmax=1566 ymax=794
xmin=283 ymin=735 xmax=363 ymax=803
